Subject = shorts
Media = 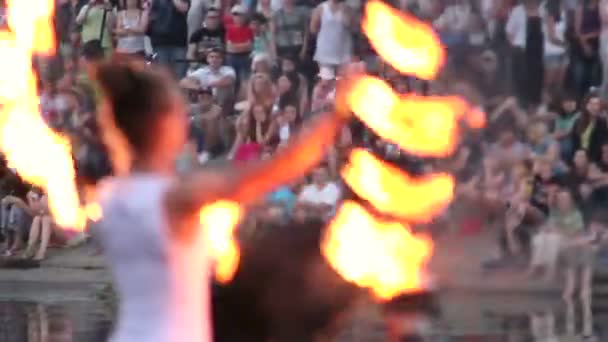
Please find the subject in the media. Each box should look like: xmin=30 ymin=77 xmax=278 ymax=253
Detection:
xmin=544 ymin=54 xmax=568 ymax=68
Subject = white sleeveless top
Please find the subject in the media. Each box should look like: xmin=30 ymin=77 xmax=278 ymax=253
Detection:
xmin=97 ymin=174 xmax=212 ymax=342
xmin=541 ymin=5 xmax=567 ymax=57
xmin=116 ymin=10 xmax=146 ymax=53
xmin=313 ymin=2 xmax=353 ymax=65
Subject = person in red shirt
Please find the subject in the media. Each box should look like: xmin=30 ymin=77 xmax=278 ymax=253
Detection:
xmin=226 ymin=4 xmax=254 ymax=93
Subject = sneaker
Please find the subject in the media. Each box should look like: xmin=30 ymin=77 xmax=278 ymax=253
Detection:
xmin=197 ymin=151 xmax=210 ymax=165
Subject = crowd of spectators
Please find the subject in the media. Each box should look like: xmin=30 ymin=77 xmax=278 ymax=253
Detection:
xmin=2 ymin=0 xmax=608 ymax=301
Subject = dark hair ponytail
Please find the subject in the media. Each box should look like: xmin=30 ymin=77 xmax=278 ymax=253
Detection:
xmin=96 ymin=63 xmax=174 ymax=155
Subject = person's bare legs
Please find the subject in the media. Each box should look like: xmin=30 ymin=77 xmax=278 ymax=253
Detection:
xmin=33 ymin=215 xmax=52 ymax=261
xmin=23 ymin=215 xmax=41 ymax=258
xmin=562 ymin=267 xmax=577 ymax=301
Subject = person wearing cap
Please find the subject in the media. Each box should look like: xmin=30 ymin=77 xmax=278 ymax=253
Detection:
xmin=226 ymin=4 xmax=254 ymax=94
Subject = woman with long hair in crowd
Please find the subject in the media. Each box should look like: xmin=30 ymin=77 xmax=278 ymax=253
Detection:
xmin=93 ymin=61 xmax=351 ymax=342
xmin=570 ymin=92 xmax=608 ymax=164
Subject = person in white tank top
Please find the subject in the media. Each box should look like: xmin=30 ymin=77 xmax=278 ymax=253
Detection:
xmin=93 ymin=61 xmax=354 ymax=342
xmin=311 ymin=0 xmax=354 ymax=73
xmin=115 ymin=0 xmax=148 ymax=56
xmin=541 ymin=0 xmax=568 ymax=92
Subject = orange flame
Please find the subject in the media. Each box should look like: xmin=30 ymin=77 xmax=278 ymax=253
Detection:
xmin=322 ymin=3 xmax=485 ymax=300
xmin=200 ymin=201 xmax=243 ymax=283
xmin=363 ymin=0 xmax=444 ymax=80
xmin=343 ymin=149 xmax=454 ymax=223
xmin=0 ymin=0 xmax=92 ymax=230
xmin=347 ymin=75 xmax=475 ymax=157
xmin=322 ymin=201 xmax=433 ymax=299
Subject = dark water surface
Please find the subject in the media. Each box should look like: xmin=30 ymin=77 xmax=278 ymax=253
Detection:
xmin=0 ymin=294 xmax=607 ymax=341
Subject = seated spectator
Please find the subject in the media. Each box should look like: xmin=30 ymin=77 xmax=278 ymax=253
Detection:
xmin=114 ymin=0 xmax=149 ymax=57
xmin=280 ymin=55 xmax=309 ymax=107
xmin=226 ymin=4 xmax=254 ymax=91
xmin=488 ymin=126 xmax=530 ymax=170
xmin=310 ymin=69 xmax=336 ymax=115
xmin=1 ymin=188 xmax=43 ymax=257
xmin=275 ymin=71 xmax=306 ymax=116
xmin=570 ymin=93 xmax=608 ymax=165
xmin=187 ymin=7 xmax=226 ymax=67
xmin=251 ymin=53 xmax=274 ymax=75
xmin=0 ymin=165 xmax=30 ymax=256
xmin=563 ymin=150 xmax=593 ymax=205
xmin=275 ymin=102 xmax=300 ymax=144
xmin=551 ymin=93 xmax=579 ymax=161
xmin=228 ymin=104 xmax=276 ymax=161
xmin=527 ymin=121 xmax=565 ymax=172
xmin=297 ymin=165 xmax=341 ymax=218
xmin=19 ymin=192 xmax=80 ymax=261
xmin=76 ymin=39 xmax=106 ymax=110
xmin=247 ymin=72 xmax=277 ymax=109
xmin=182 ymin=48 xmax=236 ymax=107
xmin=529 ymin=189 xmax=583 ymax=280
xmin=189 ymin=86 xmax=224 ymax=163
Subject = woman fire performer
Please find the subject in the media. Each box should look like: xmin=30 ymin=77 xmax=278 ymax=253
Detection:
xmin=93 ymin=61 xmax=353 ymax=342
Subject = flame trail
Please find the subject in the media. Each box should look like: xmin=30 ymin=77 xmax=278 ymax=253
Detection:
xmin=343 ymin=149 xmax=454 ymax=223
xmin=0 ymin=0 xmax=90 ymax=230
xmin=200 ymin=200 xmax=243 ymax=283
xmin=321 ymin=1 xmax=486 ymax=299
xmin=322 ymin=201 xmax=433 ymax=299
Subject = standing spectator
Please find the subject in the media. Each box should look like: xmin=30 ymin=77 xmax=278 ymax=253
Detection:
xmin=433 ymin=0 xmax=473 ymax=61
xmin=250 ymin=12 xmax=276 ymax=60
xmin=570 ymin=93 xmax=608 ymax=164
xmin=225 ymin=4 xmax=254 ymax=92
xmin=114 ymin=0 xmax=149 ymax=57
xmin=542 ymin=0 xmax=568 ymax=94
xmin=148 ymin=0 xmax=191 ymax=78
xmin=76 ymin=0 xmax=115 ymax=55
xmin=600 ymin=0 xmax=608 ymax=99
xmin=311 ymin=0 xmax=353 ymax=76
xmin=506 ymin=0 xmax=544 ymax=108
xmin=271 ymin=0 xmax=310 ymax=59
xmin=573 ymin=0 xmax=601 ymax=98
xmin=187 ymin=7 xmax=226 ymax=65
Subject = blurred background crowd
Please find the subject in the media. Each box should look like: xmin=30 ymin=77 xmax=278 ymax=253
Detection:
xmin=1 ymin=0 xmax=608 ymax=300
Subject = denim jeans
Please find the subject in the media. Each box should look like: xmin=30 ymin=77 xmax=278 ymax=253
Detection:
xmin=154 ymin=46 xmax=187 ymax=79
xmin=1 ymin=204 xmax=32 ymax=234
xmin=226 ymin=53 xmax=251 ymax=90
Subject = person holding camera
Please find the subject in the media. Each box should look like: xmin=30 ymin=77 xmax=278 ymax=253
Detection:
xmin=76 ymin=0 xmax=115 ymax=55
